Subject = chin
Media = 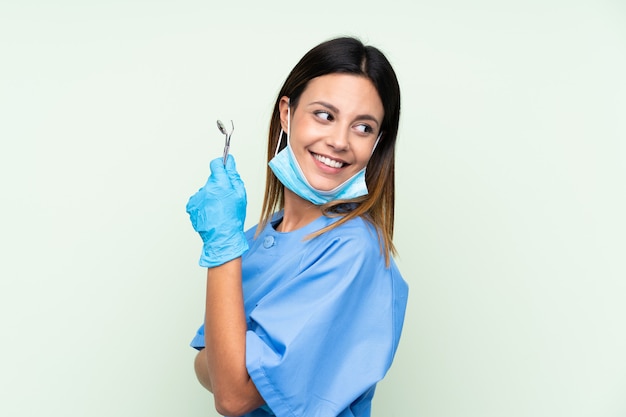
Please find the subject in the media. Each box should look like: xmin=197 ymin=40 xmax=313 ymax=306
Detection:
xmin=310 ymin=180 xmax=343 ymax=192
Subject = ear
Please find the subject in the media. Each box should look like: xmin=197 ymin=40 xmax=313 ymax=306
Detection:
xmin=278 ymin=96 xmax=290 ymax=133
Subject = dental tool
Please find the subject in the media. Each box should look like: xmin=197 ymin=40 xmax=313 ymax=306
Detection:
xmin=217 ymin=119 xmax=234 ymax=166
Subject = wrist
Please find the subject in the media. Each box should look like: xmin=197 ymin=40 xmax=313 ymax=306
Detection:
xmin=199 ymin=231 xmax=249 ymax=268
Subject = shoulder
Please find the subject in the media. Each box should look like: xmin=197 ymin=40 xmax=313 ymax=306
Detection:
xmin=313 ymin=215 xmax=408 ymax=293
xmin=300 ymin=216 xmax=390 ymax=281
xmin=314 ymin=215 xmax=380 ymax=252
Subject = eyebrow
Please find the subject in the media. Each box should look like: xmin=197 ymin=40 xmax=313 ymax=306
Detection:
xmin=309 ymin=100 xmax=381 ymax=127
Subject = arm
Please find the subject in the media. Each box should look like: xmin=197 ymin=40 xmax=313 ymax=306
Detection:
xmin=194 ymin=349 xmax=212 ymax=392
xmin=186 ymin=156 xmax=264 ymax=415
xmin=198 ymin=258 xmax=264 ymax=416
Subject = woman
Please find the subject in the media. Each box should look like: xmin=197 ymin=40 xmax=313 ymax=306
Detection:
xmin=186 ymin=36 xmax=408 ymax=417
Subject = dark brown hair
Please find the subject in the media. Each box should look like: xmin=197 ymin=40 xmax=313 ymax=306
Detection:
xmin=259 ymin=36 xmax=401 ymax=262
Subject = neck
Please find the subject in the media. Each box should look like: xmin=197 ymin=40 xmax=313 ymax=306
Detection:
xmin=277 ymin=188 xmax=323 ymax=232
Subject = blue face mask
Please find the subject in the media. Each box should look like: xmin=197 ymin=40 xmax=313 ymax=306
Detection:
xmin=268 ymin=104 xmax=380 ymax=205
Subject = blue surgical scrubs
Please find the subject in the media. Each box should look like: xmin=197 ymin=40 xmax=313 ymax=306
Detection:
xmin=191 ymin=212 xmax=408 ymax=417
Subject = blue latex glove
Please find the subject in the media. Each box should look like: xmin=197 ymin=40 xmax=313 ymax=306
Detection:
xmin=186 ymin=154 xmax=248 ymax=268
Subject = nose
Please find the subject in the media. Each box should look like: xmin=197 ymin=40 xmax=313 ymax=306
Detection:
xmin=326 ymin=126 xmax=350 ymax=151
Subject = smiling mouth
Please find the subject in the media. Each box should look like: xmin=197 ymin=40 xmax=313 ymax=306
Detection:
xmin=312 ymin=152 xmax=346 ymax=169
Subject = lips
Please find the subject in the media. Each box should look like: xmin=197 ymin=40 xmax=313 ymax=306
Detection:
xmin=312 ymin=152 xmax=345 ymax=169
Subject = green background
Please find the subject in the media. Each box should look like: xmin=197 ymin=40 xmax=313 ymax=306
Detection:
xmin=1 ymin=1 xmax=625 ymax=416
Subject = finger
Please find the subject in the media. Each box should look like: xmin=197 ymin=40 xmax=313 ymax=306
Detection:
xmin=206 ymin=157 xmax=229 ymax=186
xmin=224 ymin=154 xmax=236 ymax=171
xmin=225 ymin=154 xmax=245 ymax=190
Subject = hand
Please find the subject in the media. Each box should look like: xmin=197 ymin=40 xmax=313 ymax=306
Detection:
xmin=186 ymin=155 xmax=248 ymax=268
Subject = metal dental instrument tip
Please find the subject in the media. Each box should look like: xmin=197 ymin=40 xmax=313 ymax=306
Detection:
xmin=217 ymin=120 xmax=234 ymax=165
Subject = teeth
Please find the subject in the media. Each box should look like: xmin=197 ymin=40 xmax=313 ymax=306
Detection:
xmin=314 ymin=154 xmax=344 ymax=168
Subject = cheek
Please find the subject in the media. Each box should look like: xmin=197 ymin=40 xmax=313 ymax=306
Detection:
xmin=354 ymin=142 xmax=376 ymax=166
xmin=298 ymin=120 xmax=325 ymax=140
xmin=290 ymin=118 xmax=316 ymax=143
xmin=292 ymin=132 xmax=327 ymax=157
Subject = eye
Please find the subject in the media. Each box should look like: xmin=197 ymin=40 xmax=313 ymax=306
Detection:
xmin=314 ymin=111 xmax=333 ymax=121
xmin=354 ymin=123 xmax=374 ymax=134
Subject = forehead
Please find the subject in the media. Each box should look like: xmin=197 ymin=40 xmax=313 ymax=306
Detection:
xmin=300 ymin=73 xmax=384 ymax=119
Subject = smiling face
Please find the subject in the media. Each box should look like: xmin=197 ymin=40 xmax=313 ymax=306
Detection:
xmin=279 ymin=73 xmax=385 ymax=192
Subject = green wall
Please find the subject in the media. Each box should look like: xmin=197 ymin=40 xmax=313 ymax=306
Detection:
xmin=1 ymin=1 xmax=625 ymax=416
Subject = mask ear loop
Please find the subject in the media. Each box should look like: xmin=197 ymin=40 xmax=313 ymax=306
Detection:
xmin=362 ymin=131 xmax=383 ymax=176
xmin=274 ymin=131 xmax=283 ymax=157
xmin=371 ymin=131 xmax=382 ymax=155
xmin=274 ymin=100 xmax=291 ymax=157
